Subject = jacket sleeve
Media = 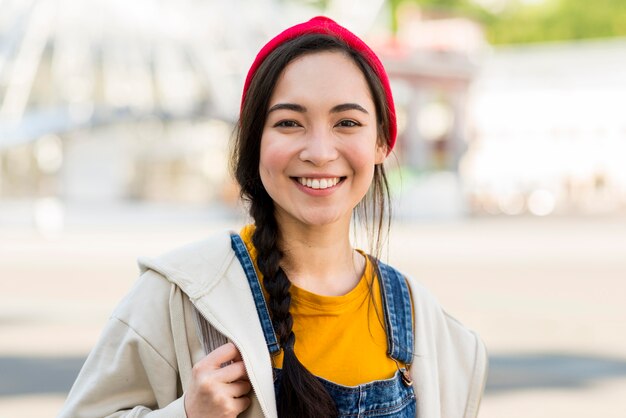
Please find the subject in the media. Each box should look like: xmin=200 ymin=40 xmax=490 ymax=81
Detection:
xmin=404 ymin=275 xmax=488 ymax=418
xmin=58 ymin=272 xmax=189 ymax=418
xmin=442 ymin=313 xmax=488 ymax=418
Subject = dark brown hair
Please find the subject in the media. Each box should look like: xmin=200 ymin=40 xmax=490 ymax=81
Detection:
xmin=230 ymin=33 xmax=391 ymax=418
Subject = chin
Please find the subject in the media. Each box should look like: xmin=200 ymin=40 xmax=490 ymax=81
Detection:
xmin=287 ymin=211 xmax=349 ymax=229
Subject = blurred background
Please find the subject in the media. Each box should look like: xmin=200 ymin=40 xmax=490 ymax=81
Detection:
xmin=1 ymin=0 xmax=625 ymax=416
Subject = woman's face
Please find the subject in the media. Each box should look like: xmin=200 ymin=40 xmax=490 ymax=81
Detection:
xmin=259 ymin=51 xmax=387 ymax=229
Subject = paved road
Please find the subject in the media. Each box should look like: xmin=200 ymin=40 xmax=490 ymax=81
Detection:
xmin=1 ymin=208 xmax=625 ymax=417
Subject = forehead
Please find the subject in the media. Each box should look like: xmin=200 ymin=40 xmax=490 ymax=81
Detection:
xmin=269 ymin=51 xmax=374 ymax=108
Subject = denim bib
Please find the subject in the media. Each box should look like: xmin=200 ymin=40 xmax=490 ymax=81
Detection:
xmin=231 ymin=234 xmax=416 ymax=417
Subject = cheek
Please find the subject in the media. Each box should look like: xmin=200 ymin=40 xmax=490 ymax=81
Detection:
xmin=259 ymin=133 xmax=288 ymax=184
xmin=349 ymin=145 xmax=378 ymax=172
xmin=347 ymin=146 xmax=379 ymax=190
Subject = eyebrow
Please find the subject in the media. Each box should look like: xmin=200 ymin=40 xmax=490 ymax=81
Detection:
xmin=267 ymin=102 xmax=369 ymax=115
xmin=330 ymin=103 xmax=369 ymax=114
xmin=267 ymin=103 xmax=306 ymax=114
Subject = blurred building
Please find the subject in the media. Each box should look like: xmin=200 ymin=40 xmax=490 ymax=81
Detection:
xmin=0 ymin=0 xmax=292 ymax=206
xmin=373 ymin=5 xmax=487 ymax=219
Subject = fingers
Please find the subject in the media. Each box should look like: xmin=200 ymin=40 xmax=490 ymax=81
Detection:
xmin=225 ymin=379 xmax=252 ymax=398
xmin=231 ymin=395 xmax=252 ymax=413
xmin=185 ymin=343 xmax=253 ymax=418
xmin=214 ymin=359 xmax=248 ymax=383
xmin=191 ymin=342 xmax=249 ymax=386
xmin=196 ymin=342 xmax=241 ymax=371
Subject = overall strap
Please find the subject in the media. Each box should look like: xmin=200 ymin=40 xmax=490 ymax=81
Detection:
xmin=230 ymin=233 xmax=281 ymax=355
xmin=374 ymin=259 xmax=415 ymax=365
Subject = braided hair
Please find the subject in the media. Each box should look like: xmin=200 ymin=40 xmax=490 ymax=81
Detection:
xmin=231 ymin=33 xmax=391 ymax=418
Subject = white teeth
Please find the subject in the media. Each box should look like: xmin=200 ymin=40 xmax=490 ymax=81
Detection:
xmin=297 ymin=177 xmax=341 ymax=190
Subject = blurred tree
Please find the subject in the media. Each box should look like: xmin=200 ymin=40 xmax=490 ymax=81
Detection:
xmin=488 ymin=0 xmax=626 ymax=44
xmin=389 ymin=0 xmax=626 ymax=44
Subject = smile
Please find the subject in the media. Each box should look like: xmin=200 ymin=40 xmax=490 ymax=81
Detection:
xmin=295 ymin=177 xmax=343 ymax=190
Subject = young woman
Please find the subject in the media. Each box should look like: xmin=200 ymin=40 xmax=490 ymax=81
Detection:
xmin=60 ymin=16 xmax=487 ymax=418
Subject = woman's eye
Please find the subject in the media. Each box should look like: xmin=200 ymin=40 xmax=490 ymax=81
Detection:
xmin=274 ymin=120 xmax=300 ymax=128
xmin=337 ymin=119 xmax=360 ymax=128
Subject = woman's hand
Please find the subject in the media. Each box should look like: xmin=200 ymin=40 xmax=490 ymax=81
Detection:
xmin=184 ymin=342 xmax=252 ymax=418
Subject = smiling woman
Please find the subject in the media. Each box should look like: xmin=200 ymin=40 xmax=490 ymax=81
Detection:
xmin=59 ymin=16 xmax=487 ymax=418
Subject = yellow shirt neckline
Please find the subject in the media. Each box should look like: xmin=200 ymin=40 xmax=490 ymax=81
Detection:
xmin=288 ymin=258 xmax=372 ymax=314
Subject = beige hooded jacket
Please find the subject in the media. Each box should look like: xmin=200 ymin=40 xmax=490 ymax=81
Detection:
xmin=59 ymin=231 xmax=488 ymax=418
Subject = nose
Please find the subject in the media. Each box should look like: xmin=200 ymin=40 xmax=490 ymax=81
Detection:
xmin=299 ymin=127 xmax=339 ymax=166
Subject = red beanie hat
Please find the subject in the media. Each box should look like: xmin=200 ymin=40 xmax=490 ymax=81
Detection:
xmin=241 ymin=16 xmax=397 ymax=152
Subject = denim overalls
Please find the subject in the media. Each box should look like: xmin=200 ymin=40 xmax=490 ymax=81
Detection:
xmin=231 ymin=234 xmax=416 ymax=417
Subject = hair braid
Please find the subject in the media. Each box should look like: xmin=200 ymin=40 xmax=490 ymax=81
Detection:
xmin=250 ymin=196 xmax=337 ymax=418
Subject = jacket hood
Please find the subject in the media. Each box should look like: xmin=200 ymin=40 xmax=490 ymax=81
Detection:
xmin=137 ymin=229 xmax=237 ymax=300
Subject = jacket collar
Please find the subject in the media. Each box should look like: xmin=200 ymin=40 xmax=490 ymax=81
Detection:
xmin=137 ymin=230 xmax=234 ymax=299
xmin=137 ymin=230 xmax=278 ymax=418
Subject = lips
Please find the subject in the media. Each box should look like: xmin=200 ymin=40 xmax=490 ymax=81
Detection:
xmin=295 ymin=177 xmax=342 ymax=190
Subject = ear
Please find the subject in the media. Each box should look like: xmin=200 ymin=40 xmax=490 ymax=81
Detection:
xmin=374 ymin=141 xmax=388 ymax=165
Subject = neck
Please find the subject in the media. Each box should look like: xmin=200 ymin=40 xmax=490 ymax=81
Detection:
xmin=275 ymin=217 xmax=365 ymax=297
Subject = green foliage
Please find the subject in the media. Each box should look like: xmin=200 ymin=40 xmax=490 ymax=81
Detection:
xmin=391 ymin=0 xmax=626 ymax=44
xmin=487 ymin=0 xmax=626 ymax=44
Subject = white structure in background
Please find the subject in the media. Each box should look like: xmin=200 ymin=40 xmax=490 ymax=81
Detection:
xmin=464 ymin=38 xmax=626 ymax=215
xmin=0 ymin=0 xmax=283 ymax=208
xmin=0 ymin=0 xmax=288 ymax=142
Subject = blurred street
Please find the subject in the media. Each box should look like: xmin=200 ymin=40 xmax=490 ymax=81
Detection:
xmin=1 ymin=204 xmax=625 ymax=417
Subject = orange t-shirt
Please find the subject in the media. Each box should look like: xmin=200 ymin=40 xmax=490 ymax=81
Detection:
xmin=239 ymin=225 xmax=401 ymax=386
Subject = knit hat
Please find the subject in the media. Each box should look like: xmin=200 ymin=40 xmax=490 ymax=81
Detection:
xmin=241 ymin=16 xmax=397 ymax=152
